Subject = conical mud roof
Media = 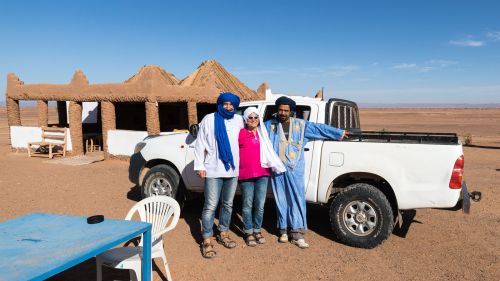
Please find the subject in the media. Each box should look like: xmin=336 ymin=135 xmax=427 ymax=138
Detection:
xmin=180 ymin=60 xmax=263 ymax=101
xmin=124 ymin=65 xmax=179 ymax=85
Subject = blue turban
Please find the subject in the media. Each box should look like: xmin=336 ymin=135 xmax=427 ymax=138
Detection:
xmin=275 ymin=96 xmax=296 ymax=110
xmin=214 ymin=92 xmax=240 ymax=171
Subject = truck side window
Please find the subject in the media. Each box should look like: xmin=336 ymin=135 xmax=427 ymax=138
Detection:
xmin=263 ymin=105 xmax=311 ymax=121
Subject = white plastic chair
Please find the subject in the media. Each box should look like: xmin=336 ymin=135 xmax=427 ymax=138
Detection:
xmin=96 ymin=196 xmax=180 ymax=281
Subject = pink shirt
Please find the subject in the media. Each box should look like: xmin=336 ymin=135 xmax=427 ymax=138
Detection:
xmin=238 ymin=128 xmax=271 ymax=181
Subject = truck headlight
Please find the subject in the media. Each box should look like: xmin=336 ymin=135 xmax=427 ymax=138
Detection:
xmin=134 ymin=142 xmax=146 ymax=154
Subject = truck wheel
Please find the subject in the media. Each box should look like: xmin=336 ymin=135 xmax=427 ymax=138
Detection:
xmin=329 ymin=183 xmax=394 ymax=248
xmin=141 ymin=164 xmax=180 ymax=199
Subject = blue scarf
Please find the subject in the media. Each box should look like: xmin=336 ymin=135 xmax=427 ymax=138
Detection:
xmin=214 ymin=92 xmax=240 ymax=171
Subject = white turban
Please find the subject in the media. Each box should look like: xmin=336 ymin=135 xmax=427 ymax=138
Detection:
xmin=243 ymin=107 xmax=259 ymax=122
xmin=243 ymin=107 xmax=286 ymax=174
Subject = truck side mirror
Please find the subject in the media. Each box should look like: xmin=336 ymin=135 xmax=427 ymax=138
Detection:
xmin=189 ymin=124 xmax=199 ymax=138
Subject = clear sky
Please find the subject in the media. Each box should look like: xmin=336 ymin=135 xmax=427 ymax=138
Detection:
xmin=1 ymin=0 xmax=499 ymax=104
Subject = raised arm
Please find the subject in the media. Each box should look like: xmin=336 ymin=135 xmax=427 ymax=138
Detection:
xmin=304 ymin=121 xmax=345 ymax=141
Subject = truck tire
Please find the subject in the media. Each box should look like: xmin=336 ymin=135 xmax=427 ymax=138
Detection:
xmin=141 ymin=164 xmax=180 ymax=199
xmin=329 ymin=183 xmax=394 ymax=248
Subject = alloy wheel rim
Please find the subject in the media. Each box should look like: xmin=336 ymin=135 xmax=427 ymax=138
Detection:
xmin=150 ymin=175 xmax=172 ymax=196
xmin=342 ymin=200 xmax=378 ymax=236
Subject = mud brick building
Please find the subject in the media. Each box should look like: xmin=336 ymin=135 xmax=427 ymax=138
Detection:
xmin=5 ymin=60 xmax=266 ymax=158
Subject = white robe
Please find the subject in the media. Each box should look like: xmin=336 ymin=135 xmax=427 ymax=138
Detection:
xmin=194 ymin=113 xmax=244 ymax=178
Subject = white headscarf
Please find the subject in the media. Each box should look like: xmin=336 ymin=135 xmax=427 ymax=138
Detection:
xmin=243 ymin=107 xmax=286 ymax=174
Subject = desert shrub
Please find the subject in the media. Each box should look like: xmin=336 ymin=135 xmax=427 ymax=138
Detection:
xmin=463 ymin=133 xmax=472 ymax=146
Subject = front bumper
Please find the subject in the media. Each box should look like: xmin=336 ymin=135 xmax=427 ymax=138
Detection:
xmin=461 ymin=181 xmax=482 ymax=214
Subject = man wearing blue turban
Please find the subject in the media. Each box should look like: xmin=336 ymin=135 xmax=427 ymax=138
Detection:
xmin=265 ymin=96 xmax=346 ymax=248
xmin=194 ymin=92 xmax=244 ymax=258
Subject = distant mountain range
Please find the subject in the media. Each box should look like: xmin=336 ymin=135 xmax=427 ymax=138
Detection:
xmin=0 ymin=100 xmax=499 ymax=108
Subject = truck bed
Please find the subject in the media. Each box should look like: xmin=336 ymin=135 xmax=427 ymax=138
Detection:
xmin=343 ymin=131 xmax=459 ymax=145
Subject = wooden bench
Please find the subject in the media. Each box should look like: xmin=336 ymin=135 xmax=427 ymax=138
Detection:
xmin=28 ymin=127 xmax=67 ymax=159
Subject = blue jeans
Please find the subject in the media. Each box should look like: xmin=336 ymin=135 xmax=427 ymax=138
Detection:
xmin=239 ymin=176 xmax=269 ymax=234
xmin=201 ymin=177 xmax=238 ymax=239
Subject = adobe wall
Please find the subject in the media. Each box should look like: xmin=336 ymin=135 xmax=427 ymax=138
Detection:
xmin=6 ymin=98 xmax=21 ymax=126
xmin=37 ymin=100 xmax=48 ymax=127
xmin=145 ymin=101 xmax=160 ymax=136
xmin=69 ymin=102 xmax=83 ymax=155
xmin=187 ymin=102 xmax=198 ymax=126
xmin=101 ymin=101 xmax=115 ymax=159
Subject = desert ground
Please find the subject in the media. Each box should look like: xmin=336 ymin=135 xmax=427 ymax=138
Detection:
xmin=0 ymin=107 xmax=499 ymax=281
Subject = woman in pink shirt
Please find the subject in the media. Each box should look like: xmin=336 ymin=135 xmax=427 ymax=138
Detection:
xmin=239 ymin=107 xmax=285 ymax=247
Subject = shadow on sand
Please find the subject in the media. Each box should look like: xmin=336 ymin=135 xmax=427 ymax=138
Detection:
xmin=160 ymin=194 xmax=425 ymax=247
xmin=464 ymin=144 xmax=500 ymax=150
xmin=48 ymin=257 xmax=169 ymax=281
xmin=392 ymin=210 xmax=421 ymax=238
xmin=126 ymin=185 xmax=142 ymax=202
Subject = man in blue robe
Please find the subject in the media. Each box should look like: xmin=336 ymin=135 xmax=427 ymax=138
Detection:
xmin=265 ymin=96 xmax=346 ymax=248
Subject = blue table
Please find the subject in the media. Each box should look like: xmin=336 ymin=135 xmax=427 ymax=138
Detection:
xmin=0 ymin=213 xmax=152 ymax=281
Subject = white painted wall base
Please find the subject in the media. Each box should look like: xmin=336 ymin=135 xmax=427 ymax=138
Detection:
xmin=106 ymin=130 xmax=149 ymax=156
xmin=10 ymin=126 xmax=73 ymax=151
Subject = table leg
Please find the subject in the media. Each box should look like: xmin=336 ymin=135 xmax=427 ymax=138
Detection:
xmin=143 ymin=227 xmax=152 ymax=281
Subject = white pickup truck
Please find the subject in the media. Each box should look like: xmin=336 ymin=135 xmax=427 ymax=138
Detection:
xmin=129 ymin=94 xmax=480 ymax=248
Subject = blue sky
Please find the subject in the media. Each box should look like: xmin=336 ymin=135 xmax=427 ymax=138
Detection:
xmin=1 ymin=0 xmax=499 ymax=104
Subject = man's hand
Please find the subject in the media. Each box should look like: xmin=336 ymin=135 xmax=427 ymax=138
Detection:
xmin=196 ymin=170 xmax=206 ymax=178
xmin=341 ymin=130 xmax=350 ymax=140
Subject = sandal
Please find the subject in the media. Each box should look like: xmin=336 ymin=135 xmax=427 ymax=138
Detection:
xmin=245 ymin=234 xmax=257 ymax=247
xmin=216 ymin=232 xmax=237 ymax=249
xmin=254 ymin=232 xmax=266 ymax=244
xmin=200 ymin=239 xmax=217 ymax=259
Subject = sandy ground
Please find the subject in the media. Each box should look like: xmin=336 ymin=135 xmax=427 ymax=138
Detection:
xmin=0 ymin=107 xmax=499 ymax=281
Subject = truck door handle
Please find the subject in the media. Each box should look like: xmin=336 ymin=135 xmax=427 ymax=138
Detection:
xmin=304 ymin=148 xmax=310 ymax=151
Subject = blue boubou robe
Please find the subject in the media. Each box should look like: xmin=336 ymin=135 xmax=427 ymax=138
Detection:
xmin=265 ymin=117 xmax=344 ymax=231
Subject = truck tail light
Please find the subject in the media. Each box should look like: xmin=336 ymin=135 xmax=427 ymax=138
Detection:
xmin=449 ymin=155 xmax=464 ymax=189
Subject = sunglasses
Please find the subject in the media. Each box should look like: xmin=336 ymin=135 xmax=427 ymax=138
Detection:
xmin=247 ymin=116 xmax=259 ymax=120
